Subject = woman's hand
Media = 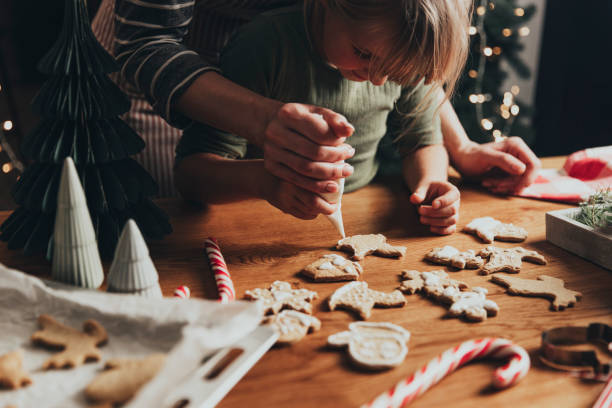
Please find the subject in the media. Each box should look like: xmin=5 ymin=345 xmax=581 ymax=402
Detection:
xmin=451 ymin=137 xmax=541 ymax=194
xmin=262 ymin=103 xmax=356 ymax=195
xmin=410 ymin=181 xmax=460 ymax=235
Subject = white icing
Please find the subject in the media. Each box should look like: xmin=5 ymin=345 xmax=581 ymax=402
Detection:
xmin=322 ymin=178 xmax=346 ymax=238
xmin=436 ymin=245 xmax=460 ymax=258
xmin=317 ymin=261 xmax=334 ymax=270
xmin=449 ymin=289 xmax=499 ymax=315
xmin=272 ymin=291 xmax=292 ymax=301
xmin=323 ymin=254 xmax=347 ymax=266
xmin=422 ymin=271 xmax=443 ymax=286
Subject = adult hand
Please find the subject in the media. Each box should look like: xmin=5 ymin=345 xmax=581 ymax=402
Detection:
xmin=410 ymin=180 xmax=460 ymax=235
xmin=262 ymin=103 xmax=356 ymax=196
xmin=451 ymin=137 xmax=541 ymax=194
xmin=263 ymin=176 xmax=338 ymax=220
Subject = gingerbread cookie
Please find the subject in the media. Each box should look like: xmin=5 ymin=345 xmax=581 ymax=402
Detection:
xmin=464 ymin=216 xmax=528 ymax=243
xmin=328 ymin=281 xmax=406 ymax=319
xmin=336 ymin=234 xmax=406 ymax=260
xmin=398 ymin=270 xmax=469 ymax=299
xmin=301 ymin=254 xmax=362 ymax=282
xmin=0 ymin=349 xmax=32 ymax=389
xmin=491 ymin=275 xmax=582 ymax=311
xmin=424 ymin=246 xmax=484 ymax=269
xmin=85 ymin=353 xmax=166 ymax=406
xmin=244 ymin=281 xmax=318 ymax=315
xmin=446 ymin=287 xmax=499 ymax=322
xmin=264 ymin=310 xmax=321 ymax=344
xmin=31 ymin=314 xmax=108 ymax=369
xmin=479 ymin=246 xmax=547 ymax=275
xmin=327 ymin=322 xmax=411 ymax=370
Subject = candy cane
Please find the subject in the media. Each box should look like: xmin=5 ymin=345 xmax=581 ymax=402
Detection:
xmin=173 ymin=285 xmax=190 ymax=299
xmin=204 ymin=237 xmax=235 ymax=303
xmin=593 ymin=377 xmax=612 ymax=408
xmin=363 ymin=338 xmax=530 ymax=408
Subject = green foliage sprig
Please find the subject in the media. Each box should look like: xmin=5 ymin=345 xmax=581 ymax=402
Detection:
xmin=574 ymin=188 xmax=612 ymax=229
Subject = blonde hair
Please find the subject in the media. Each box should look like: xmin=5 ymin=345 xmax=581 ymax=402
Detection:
xmin=304 ymin=0 xmax=471 ymax=100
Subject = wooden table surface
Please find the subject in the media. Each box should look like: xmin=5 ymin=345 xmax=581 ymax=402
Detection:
xmin=1 ymin=156 xmax=611 ymax=407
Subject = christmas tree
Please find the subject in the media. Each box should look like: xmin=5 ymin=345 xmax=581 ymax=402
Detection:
xmin=0 ymin=0 xmax=172 ymax=258
xmin=454 ymin=0 xmax=536 ymax=144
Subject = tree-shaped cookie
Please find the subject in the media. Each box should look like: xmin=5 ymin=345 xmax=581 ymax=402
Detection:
xmin=31 ymin=314 xmax=108 ymax=369
xmin=479 ymin=246 xmax=547 ymax=275
xmin=328 ymin=281 xmax=406 ymax=319
xmin=301 ymin=254 xmax=362 ymax=282
xmin=264 ymin=310 xmax=321 ymax=344
xmin=336 ymin=234 xmax=406 ymax=260
xmin=0 ymin=349 xmax=32 ymax=389
xmin=327 ymin=322 xmax=410 ymax=370
xmin=85 ymin=353 xmax=166 ymax=406
xmin=491 ymin=275 xmax=582 ymax=311
xmin=424 ymin=246 xmax=484 ymax=269
xmin=464 ymin=217 xmax=528 ymax=243
xmin=244 ymin=281 xmax=318 ymax=315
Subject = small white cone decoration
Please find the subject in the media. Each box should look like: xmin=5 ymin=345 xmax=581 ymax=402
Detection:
xmin=52 ymin=157 xmax=104 ymax=288
xmin=107 ymin=219 xmax=162 ymax=298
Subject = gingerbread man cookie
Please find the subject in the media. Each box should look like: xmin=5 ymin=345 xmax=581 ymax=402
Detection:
xmin=479 ymin=246 xmax=547 ymax=275
xmin=244 ymin=281 xmax=318 ymax=315
xmin=85 ymin=353 xmax=166 ymax=406
xmin=264 ymin=310 xmax=321 ymax=344
xmin=464 ymin=216 xmax=528 ymax=243
xmin=328 ymin=281 xmax=406 ymax=319
xmin=398 ymin=270 xmax=469 ymax=299
xmin=31 ymin=314 xmax=108 ymax=369
xmin=0 ymin=349 xmax=32 ymax=389
xmin=491 ymin=275 xmax=582 ymax=311
xmin=336 ymin=234 xmax=406 ymax=260
xmin=424 ymin=246 xmax=484 ymax=269
xmin=301 ymin=254 xmax=363 ymax=282
xmin=327 ymin=322 xmax=411 ymax=370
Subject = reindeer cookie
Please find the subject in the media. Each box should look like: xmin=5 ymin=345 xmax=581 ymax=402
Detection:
xmin=264 ymin=310 xmax=321 ymax=344
xmin=464 ymin=217 xmax=528 ymax=243
xmin=244 ymin=281 xmax=318 ymax=315
xmin=0 ymin=349 xmax=32 ymax=389
xmin=31 ymin=314 xmax=108 ymax=369
xmin=328 ymin=281 xmax=405 ymax=319
xmin=336 ymin=234 xmax=406 ymax=260
xmin=491 ymin=275 xmax=582 ymax=311
xmin=424 ymin=246 xmax=484 ymax=269
xmin=479 ymin=246 xmax=547 ymax=275
xmin=327 ymin=322 xmax=411 ymax=370
xmin=301 ymin=254 xmax=362 ymax=282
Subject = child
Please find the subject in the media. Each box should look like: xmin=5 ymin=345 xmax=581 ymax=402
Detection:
xmin=175 ymin=0 xmax=470 ymax=235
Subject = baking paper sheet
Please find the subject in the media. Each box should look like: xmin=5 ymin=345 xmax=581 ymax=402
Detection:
xmin=0 ymin=262 xmax=263 ymax=408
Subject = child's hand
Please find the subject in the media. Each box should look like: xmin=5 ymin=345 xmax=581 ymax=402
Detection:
xmin=263 ymin=177 xmax=337 ymax=220
xmin=410 ymin=181 xmax=460 ymax=235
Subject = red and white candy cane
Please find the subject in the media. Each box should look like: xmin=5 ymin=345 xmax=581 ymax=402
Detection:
xmin=204 ymin=237 xmax=235 ymax=303
xmin=593 ymin=377 xmax=612 ymax=408
xmin=173 ymin=285 xmax=190 ymax=299
xmin=364 ymin=338 xmax=530 ymax=408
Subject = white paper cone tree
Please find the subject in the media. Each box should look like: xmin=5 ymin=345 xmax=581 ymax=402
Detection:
xmin=52 ymin=157 xmax=104 ymax=288
xmin=107 ymin=219 xmax=162 ymax=298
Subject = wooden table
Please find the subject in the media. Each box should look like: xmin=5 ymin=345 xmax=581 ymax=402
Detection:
xmin=1 ymin=157 xmax=611 ymax=407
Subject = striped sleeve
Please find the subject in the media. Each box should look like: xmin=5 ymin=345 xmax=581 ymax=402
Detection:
xmin=114 ymin=0 xmax=219 ymax=128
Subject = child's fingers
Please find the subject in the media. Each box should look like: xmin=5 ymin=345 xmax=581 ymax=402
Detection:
xmin=418 ymin=204 xmax=458 ymax=218
xmin=430 ymin=225 xmax=457 ymax=235
xmin=410 ymin=185 xmax=429 ymax=205
xmin=419 ymin=214 xmax=458 ymax=227
xmin=431 ymin=187 xmax=460 ymax=209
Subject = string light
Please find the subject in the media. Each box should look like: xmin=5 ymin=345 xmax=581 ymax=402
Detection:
xmin=514 ymin=8 xmax=525 ymax=16
xmin=518 ymin=26 xmax=530 ymax=36
xmin=0 ymin=78 xmax=24 ymax=173
xmin=2 ymin=120 xmax=13 ymax=131
xmin=502 ymin=28 xmax=512 ymax=37
xmin=2 ymin=163 xmax=12 ymax=173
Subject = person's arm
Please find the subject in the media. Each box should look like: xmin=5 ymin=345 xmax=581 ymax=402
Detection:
xmin=440 ymin=99 xmax=541 ymax=193
xmin=175 ymin=154 xmax=336 ymax=220
xmin=403 ymin=145 xmax=460 ymax=235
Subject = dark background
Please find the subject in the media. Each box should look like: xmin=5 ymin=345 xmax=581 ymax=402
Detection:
xmin=1 ymin=0 xmax=611 ymax=209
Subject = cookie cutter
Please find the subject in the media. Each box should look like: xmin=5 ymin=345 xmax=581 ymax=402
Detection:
xmin=540 ymin=323 xmax=612 ymax=381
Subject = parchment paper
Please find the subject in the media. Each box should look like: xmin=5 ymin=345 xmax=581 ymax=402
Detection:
xmin=0 ymin=262 xmax=263 ymax=408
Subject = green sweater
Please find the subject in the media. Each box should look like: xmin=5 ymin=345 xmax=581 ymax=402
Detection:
xmin=176 ymin=7 xmax=442 ymax=192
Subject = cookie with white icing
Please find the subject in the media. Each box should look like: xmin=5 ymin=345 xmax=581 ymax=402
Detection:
xmin=328 ymin=281 xmax=406 ymax=319
xmin=398 ymin=270 xmax=469 ymax=299
xmin=479 ymin=246 xmax=547 ymax=275
xmin=327 ymin=322 xmax=410 ymax=370
xmin=336 ymin=234 xmax=406 ymax=260
xmin=424 ymin=245 xmax=484 ymax=269
xmin=244 ymin=281 xmax=318 ymax=315
xmin=464 ymin=216 xmax=528 ymax=243
xmin=264 ymin=310 xmax=321 ymax=344
xmin=301 ymin=254 xmax=363 ymax=282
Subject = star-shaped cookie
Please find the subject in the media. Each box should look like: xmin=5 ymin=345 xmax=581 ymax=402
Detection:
xmin=328 ymin=281 xmax=405 ymax=319
xmin=301 ymin=254 xmax=362 ymax=282
xmin=479 ymin=246 xmax=547 ymax=275
xmin=244 ymin=281 xmax=318 ymax=315
xmin=336 ymin=234 xmax=406 ymax=260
